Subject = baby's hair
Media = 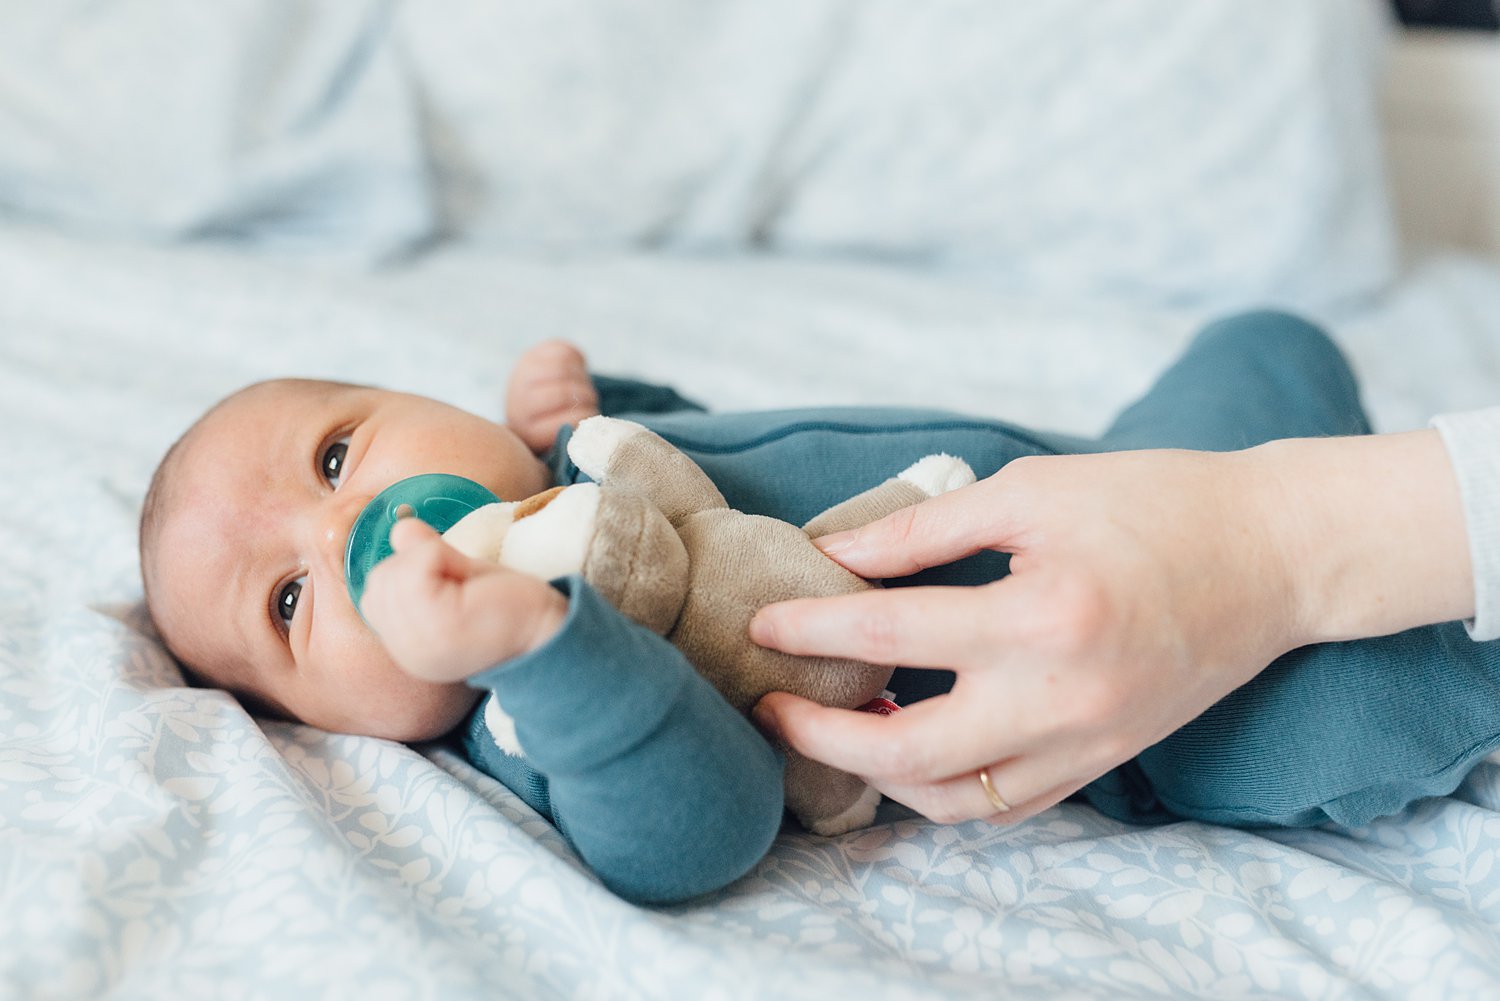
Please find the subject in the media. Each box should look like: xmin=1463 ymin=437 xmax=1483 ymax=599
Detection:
xmin=139 ymin=378 xmax=361 ymax=721
xmin=139 ymin=378 xmax=363 ymax=615
xmin=138 ymin=386 xmax=254 ymax=621
xmin=138 ymin=418 xmax=203 ymax=623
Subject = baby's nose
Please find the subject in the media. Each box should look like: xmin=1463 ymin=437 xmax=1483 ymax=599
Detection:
xmin=317 ymin=492 xmax=368 ymax=576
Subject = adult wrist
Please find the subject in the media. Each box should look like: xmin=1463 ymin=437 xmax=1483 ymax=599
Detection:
xmin=1247 ymin=431 xmax=1474 ymax=647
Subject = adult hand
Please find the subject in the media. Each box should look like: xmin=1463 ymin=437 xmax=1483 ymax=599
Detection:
xmin=506 ymin=339 xmax=601 ymax=455
xmin=750 ymin=431 xmax=1471 ymax=826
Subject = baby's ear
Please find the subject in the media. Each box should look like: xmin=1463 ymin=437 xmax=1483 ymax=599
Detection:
xmin=441 ymin=502 xmax=518 ymax=563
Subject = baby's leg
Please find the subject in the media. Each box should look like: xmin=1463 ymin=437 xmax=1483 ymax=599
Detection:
xmin=1083 ymin=622 xmax=1500 ymax=827
xmin=1096 ymin=310 xmax=1371 ymax=453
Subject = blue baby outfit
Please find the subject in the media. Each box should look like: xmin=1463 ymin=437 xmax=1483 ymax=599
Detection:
xmin=458 ymin=311 xmax=1500 ymax=904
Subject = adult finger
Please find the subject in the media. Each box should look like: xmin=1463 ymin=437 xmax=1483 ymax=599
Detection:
xmin=873 ymin=756 xmax=1091 ymax=827
xmin=811 ymin=473 xmax=1026 ymax=579
xmin=751 ymin=581 xmax=1014 ymax=669
xmin=753 ymin=689 xmax=1025 ymax=787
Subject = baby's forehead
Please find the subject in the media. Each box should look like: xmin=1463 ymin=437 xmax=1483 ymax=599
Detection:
xmin=151 ymin=378 xmax=362 ymax=553
xmin=223 ymin=377 xmax=357 ymax=418
xmin=185 ymin=378 xmax=359 ymax=447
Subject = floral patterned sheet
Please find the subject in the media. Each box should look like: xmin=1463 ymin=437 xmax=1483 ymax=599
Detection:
xmin=2 ymin=227 xmax=1499 ymax=999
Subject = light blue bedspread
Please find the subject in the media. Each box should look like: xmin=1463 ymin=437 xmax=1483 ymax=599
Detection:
xmin=2 ymin=3 xmax=1498 ymax=993
xmin=2 ymin=227 xmax=1500 ymax=998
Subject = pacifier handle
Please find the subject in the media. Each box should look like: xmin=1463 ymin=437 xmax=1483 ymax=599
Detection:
xmin=345 ymin=473 xmax=500 ymax=618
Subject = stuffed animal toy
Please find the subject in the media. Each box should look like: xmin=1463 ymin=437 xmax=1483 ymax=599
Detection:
xmin=441 ymin=416 xmax=975 ymax=835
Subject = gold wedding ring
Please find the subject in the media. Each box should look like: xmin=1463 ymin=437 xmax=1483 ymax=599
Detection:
xmin=977 ymin=767 xmax=1011 ymax=813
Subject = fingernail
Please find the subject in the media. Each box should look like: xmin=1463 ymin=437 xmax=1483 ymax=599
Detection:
xmin=751 ymin=701 xmax=781 ymax=742
xmin=748 ymin=612 xmax=775 ymax=647
xmin=814 ymin=531 xmax=854 ymax=557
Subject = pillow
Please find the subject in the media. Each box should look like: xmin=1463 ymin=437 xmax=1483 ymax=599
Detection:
xmin=402 ymin=0 xmax=1398 ymax=309
xmin=0 ymin=1 xmax=433 ymax=259
xmin=397 ymin=0 xmax=816 ymax=249
xmin=763 ymin=0 xmax=1400 ymax=309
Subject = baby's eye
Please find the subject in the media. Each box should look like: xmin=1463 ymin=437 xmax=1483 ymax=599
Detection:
xmin=276 ymin=576 xmax=306 ymax=625
xmin=321 ymin=436 xmax=351 ymax=489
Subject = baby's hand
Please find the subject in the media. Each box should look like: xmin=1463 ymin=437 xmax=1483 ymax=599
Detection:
xmin=506 ymin=339 xmax=600 ymax=455
xmin=360 ymin=518 xmax=567 ymax=683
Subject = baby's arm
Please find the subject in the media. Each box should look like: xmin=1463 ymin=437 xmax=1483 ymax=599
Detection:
xmin=506 ymin=340 xmax=601 ymax=456
xmin=467 ymin=576 xmax=785 ymax=904
xmin=362 ymin=518 xmax=784 ymax=904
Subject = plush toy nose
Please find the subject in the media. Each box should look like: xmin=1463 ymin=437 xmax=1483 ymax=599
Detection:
xmin=344 ymin=473 xmax=500 ymax=619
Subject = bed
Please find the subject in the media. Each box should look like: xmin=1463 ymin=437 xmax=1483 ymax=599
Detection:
xmin=3 ymin=3 xmax=1500 ymax=998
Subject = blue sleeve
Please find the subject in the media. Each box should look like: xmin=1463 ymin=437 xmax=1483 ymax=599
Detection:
xmin=463 ymin=575 xmax=785 ymax=905
xmin=591 ymin=373 xmax=707 ymax=418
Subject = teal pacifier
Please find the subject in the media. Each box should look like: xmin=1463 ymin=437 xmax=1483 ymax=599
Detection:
xmin=345 ymin=473 xmax=500 ymax=618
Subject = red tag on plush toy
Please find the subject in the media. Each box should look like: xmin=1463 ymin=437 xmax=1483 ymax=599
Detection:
xmin=856 ymin=698 xmax=901 ymax=716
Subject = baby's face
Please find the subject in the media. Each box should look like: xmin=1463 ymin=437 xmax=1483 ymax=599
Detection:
xmin=148 ymin=380 xmax=552 ymax=741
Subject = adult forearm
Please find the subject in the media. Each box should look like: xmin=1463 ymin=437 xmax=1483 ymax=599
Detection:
xmin=1252 ymin=429 xmax=1475 ymax=646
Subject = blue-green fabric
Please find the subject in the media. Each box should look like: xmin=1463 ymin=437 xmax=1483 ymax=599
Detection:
xmin=460 ymin=310 xmax=1500 ymax=903
xmin=464 ymin=578 xmax=783 ymax=904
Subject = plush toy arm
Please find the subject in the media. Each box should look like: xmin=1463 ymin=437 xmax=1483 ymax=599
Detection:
xmin=802 ymin=454 xmax=976 ymax=538
xmin=568 ymin=416 xmax=728 ymax=524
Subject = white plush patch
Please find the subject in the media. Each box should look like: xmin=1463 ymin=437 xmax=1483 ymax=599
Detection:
xmin=898 ymin=454 xmax=976 ymax=497
xmin=806 ymin=783 xmax=882 ymax=837
xmin=567 ymin=415 xmax=647 ymax=480
xmin=500 ymin=483 xmax=601 ymax=580
xmin=482 ymin=693 xmax=523 ymax=757
xmin=441 ymin=502 xmax=517 ymax=563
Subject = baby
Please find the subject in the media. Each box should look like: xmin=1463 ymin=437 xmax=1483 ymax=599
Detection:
xmin=140 ymin=344 xmax=579 ymax=741
xmin=142 ymin=311 xmax=1500 ymax=905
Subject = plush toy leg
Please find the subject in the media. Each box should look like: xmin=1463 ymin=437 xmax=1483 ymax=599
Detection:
xmin=580 ymin=489 xmax=690 ymax=637
xmin=784 ymin=749 xmax=882 ymax=836
xmin=568 ymin=416 xmax=729 ymax=525
xmin=802 ymin=454 xmax=975 ymax=538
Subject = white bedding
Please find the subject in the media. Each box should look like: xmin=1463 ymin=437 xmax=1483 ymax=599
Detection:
xmin=3 ymin=224 xmax=1500 ymax=999
xmin=4 ymin=1 xmax=1500 ymax=996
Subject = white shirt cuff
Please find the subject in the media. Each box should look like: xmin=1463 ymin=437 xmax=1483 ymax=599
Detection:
xmin=1432 ymin=407 xmax=1500 ymax=641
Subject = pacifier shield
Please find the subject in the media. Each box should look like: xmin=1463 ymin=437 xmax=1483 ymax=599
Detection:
xmin=345 ymin=473 xmax=499 ymax=617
